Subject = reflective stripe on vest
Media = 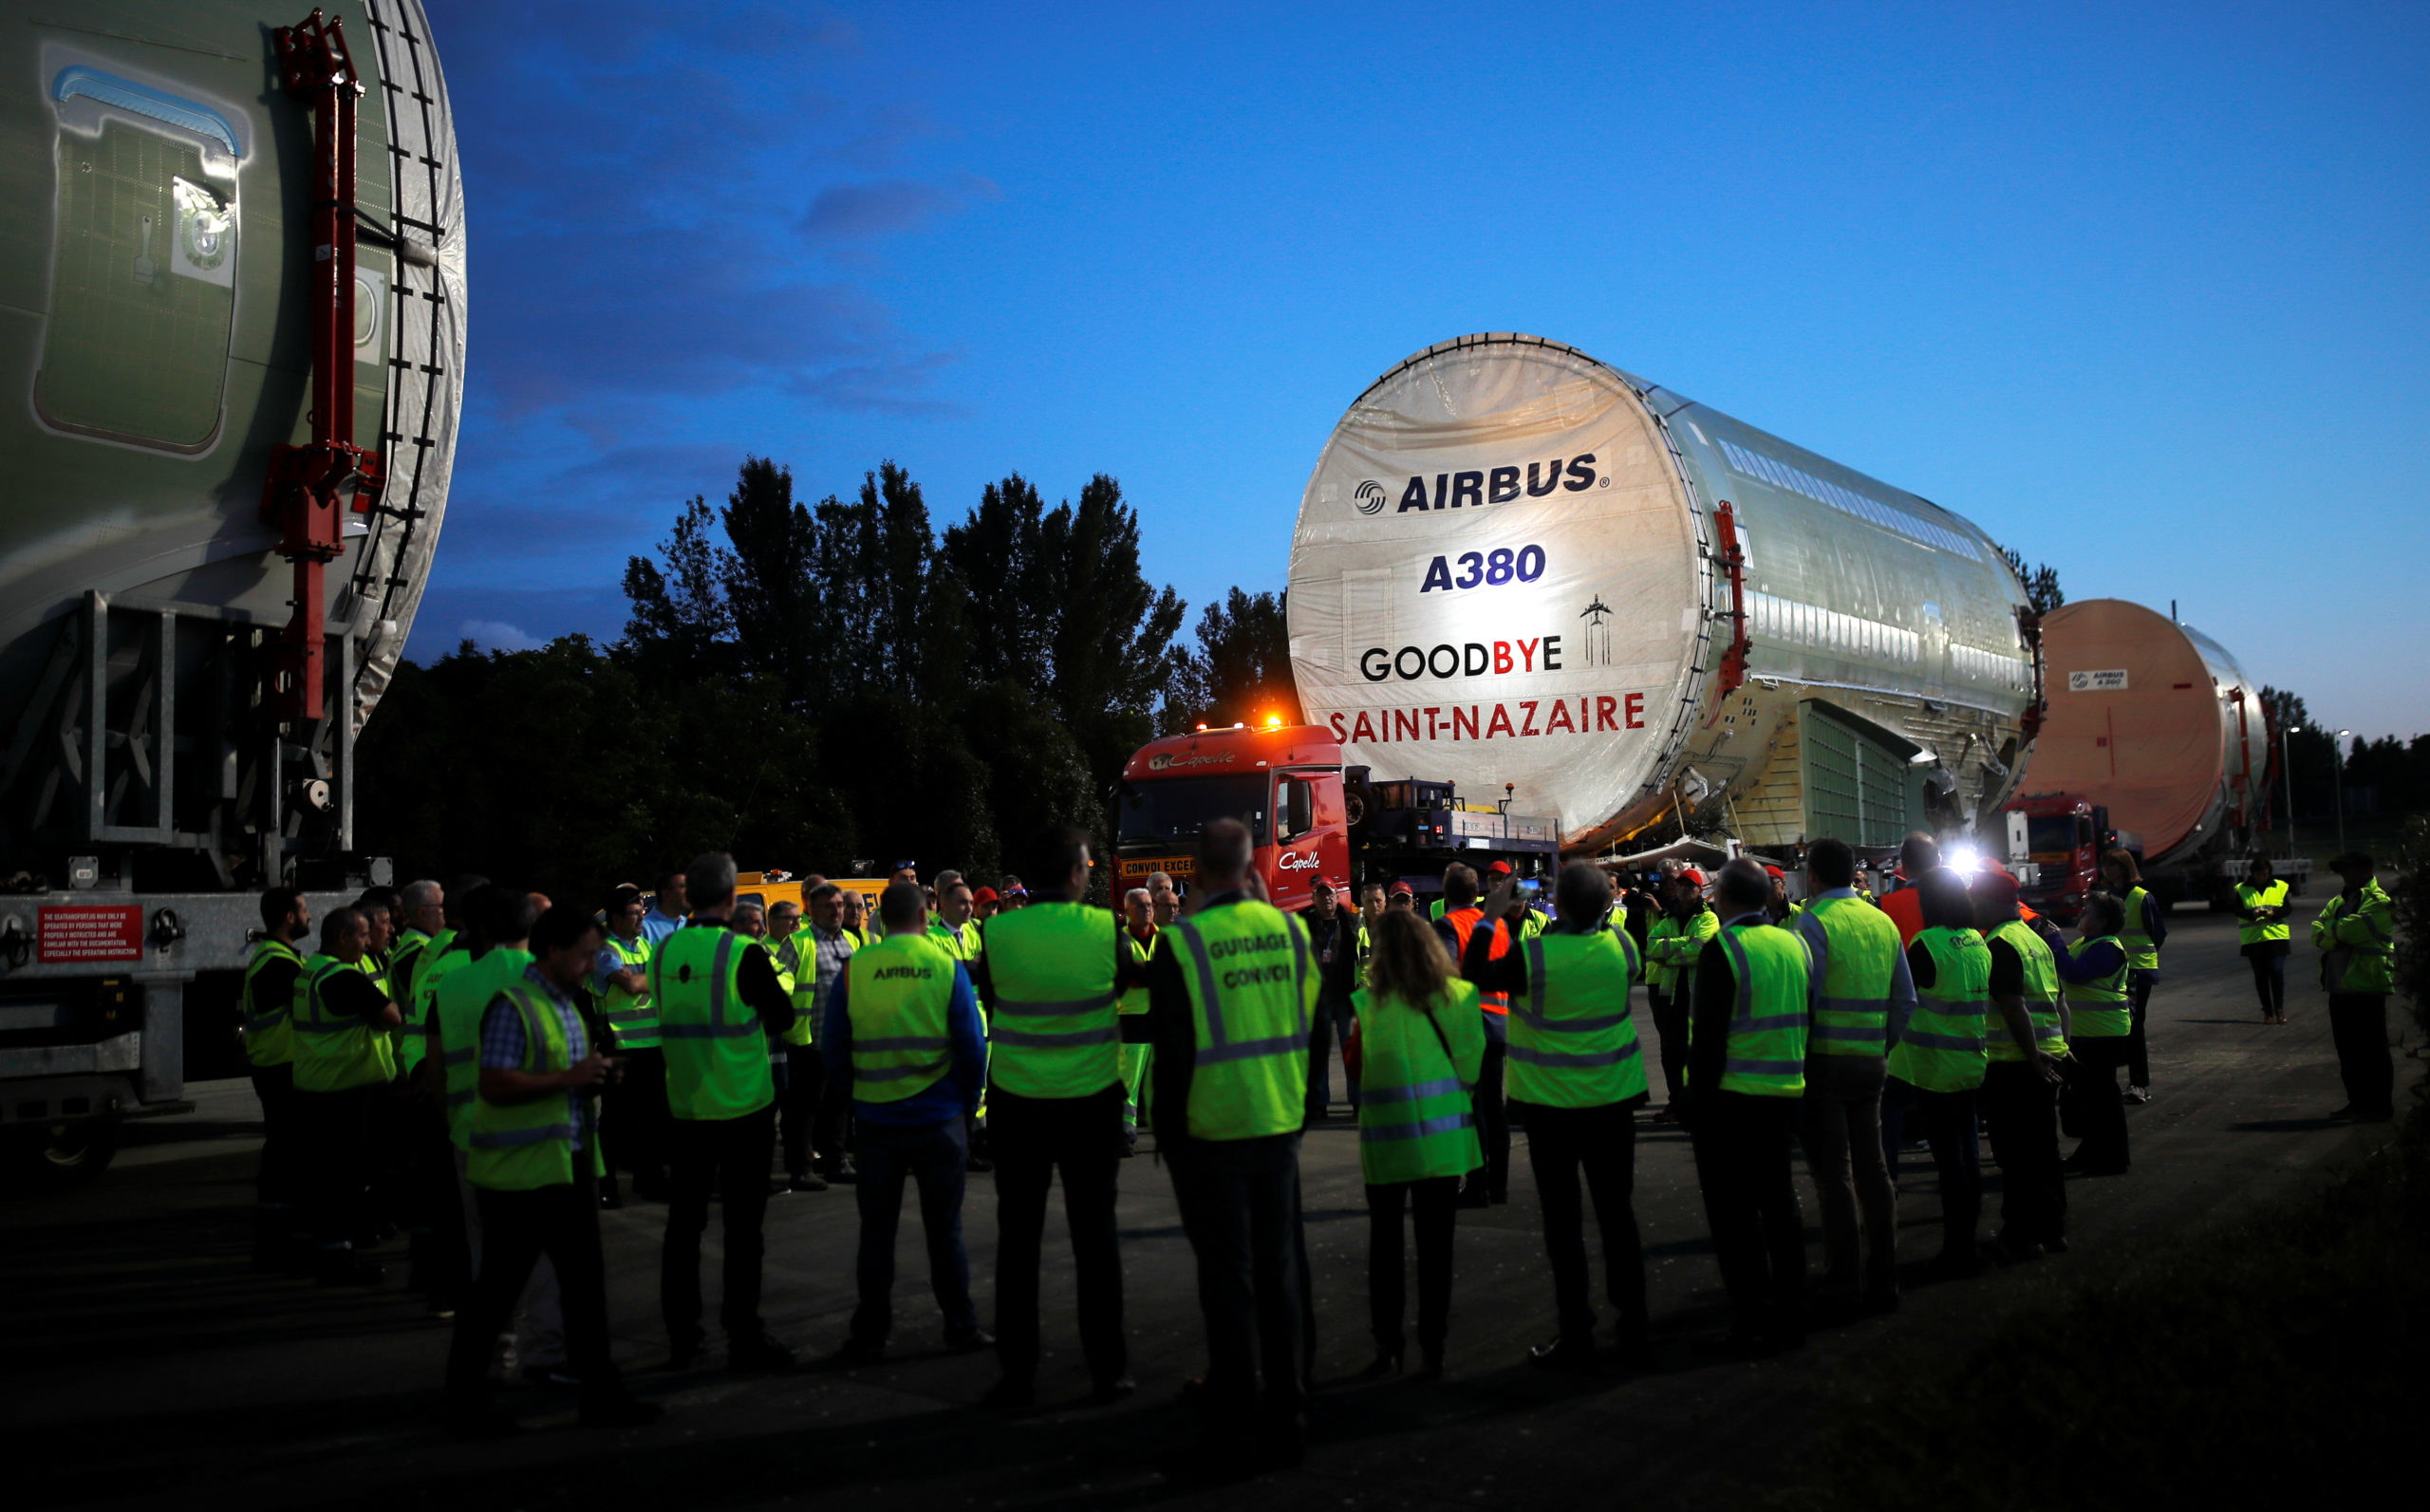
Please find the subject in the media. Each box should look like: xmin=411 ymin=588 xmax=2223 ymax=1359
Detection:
xmin=653 ymin=926 xmax=776 ymax=1120
xmin=437 ymin=950 xmax=533 ymax=1147
xmin=1118 ymin=930 xmax=1155 ymax=1016
xmin=845 ymin=933 xmax=959 ymax=1103
xmin=600 ymin=932 xmax=660 ymax=1050
xmin=465 ymin=980 xmax=605 ymax=1190
xmin=984 ymin=903 xmax=1123 ymax=1098
xmin=1986 ymin=918 xmax=2066 ymax=1061
xmin=290 ymin=955 xmax=395 ymax=1092
xmin=1352 ymin=980 xmax=1483 ymax=1185
xmin=2236 ymin=880 xmax=2290 ymax=946
xmin=2065 ymin=934 xmax=2131 ymax=1036
xmin=1709 ymin=923 xmax=1809 ymax=1096
xmin=1507 ymin=926 xmax=1647 ymax=1108
xmin=241 ymin=939 xmax=302 ymax=1068
xmin=2119 ymin=886 xmax=2159 ymax=971
xmin=1888 ymin=926 xmax=1991 ymax=1092
xmin=1797 ymin=893 xmax=1900 ymax=1058
xmin=773 ymin=933 xmax=823 ymax=1048
xmin=1645 ymin=907 xmax=1719 ymax=997
xmin=1169 ymin=901 xmax=1314 ymax=1140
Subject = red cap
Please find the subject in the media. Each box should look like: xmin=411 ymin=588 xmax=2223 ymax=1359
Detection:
xmin=1679 ymin=868 xmax=1707 ymax=887
xmin=1763 ymin=864 xmax=1785 ymax=880
xmin=1388 ymin=881 xmax=1415 ymax=896
xmin=1972 ymin=868 xmax=2022 ymax=906
xmin=1486 ymin=859 xmax=1514 ymax=877
xmin=971 ymin=887 xmax=1000 ymax=905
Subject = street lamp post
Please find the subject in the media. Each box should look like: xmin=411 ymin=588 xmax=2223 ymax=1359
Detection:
xmin=2333 ymin=729 xmax=2351 ymax=857
xmin=2280 ymin=718 xmax=2296 ymax=862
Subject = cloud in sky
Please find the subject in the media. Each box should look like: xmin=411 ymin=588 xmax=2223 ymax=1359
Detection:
xmin=802 ymin=176 xmax=1000 ymax=240
xmin=458 ymin=619 xmax=543 ymax=652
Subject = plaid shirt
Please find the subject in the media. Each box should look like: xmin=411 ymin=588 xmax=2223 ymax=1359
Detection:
xmin=477 ymin=965 xmax=589 ymax=1148
xmin=808 ymin=924 xmax=855 ymax=1015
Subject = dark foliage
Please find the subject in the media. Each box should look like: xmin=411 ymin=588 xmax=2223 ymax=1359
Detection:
xmin=365 ymin=457 xmax=1243 ymax=905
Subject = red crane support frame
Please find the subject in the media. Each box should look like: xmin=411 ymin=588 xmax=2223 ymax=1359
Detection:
xmin=261 ymin=9 xmax=383 ymax=722
xmin=1710 ymin=501 xmax=1750 ymax=703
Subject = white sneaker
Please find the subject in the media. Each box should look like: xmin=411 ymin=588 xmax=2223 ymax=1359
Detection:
xmin=2124 ymin=1086 xmax=2152 ymax=1104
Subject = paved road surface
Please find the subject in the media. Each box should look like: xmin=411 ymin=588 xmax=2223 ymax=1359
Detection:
xmin=4 ymin=901 xmax=2413 ymax=1510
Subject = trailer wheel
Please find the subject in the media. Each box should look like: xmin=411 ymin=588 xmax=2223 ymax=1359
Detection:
xmin=6 ymin=1117 xmax=120 ymax=1190
xmin=1344 ymin=775 xmax=1374 ymax=831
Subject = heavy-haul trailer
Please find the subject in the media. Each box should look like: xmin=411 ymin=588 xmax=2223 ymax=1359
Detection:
xmin=0 ymin=3 xmax=464 ymax=1184
xmin=1286 ymin=333 xmax=2038 ymax=862
xmin=1116 ymin=721 xmax=1558 ymax=911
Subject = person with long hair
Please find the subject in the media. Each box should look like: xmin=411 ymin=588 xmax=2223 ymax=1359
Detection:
xmin=1351 ymin=907 xmax=1484 ymax=1381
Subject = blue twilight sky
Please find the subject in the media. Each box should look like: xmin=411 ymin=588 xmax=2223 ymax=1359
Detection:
xmin=411 ymin=0 xmax=2430 ymax=738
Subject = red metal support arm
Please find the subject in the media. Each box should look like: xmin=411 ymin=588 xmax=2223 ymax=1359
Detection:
xmin=1711 ymin=501 xmax=1750 ymax=702
xmin=260 ymin=9 xmax=383 ymax=722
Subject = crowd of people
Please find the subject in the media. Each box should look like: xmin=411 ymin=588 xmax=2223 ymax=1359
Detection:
xmin=231 ymin=821 xmax=2400 ymax=1474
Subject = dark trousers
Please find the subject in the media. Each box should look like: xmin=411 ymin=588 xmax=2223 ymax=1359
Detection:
xmin=1519 ymin=1099 xmax=1646 ymax=1342
xmin=1882 ymin=1077 xmax=1981 ymax=1260
xmin=777 ymin=1043 xmax=825 ymax=1178
xmin=294 ymin=1083 xmax=374 ymax=1251
xmin=2246 ymin=949 xmax=2288 ymax=1017
xmin=1366 ymin=1175 xmax=1457 ymax=1359
xmin=1169 ymin=1130 xmax=1310 ymax=1440
xmin=1689 ymin=1092 xmax=1804 ymax=1338
xmin=604 ymin=1047 xmax=668 ymax=1186
xmin=1650 ymin=988 xmax=1691 ymax=1102
xmin=250 ymin=1062 xmax=300 ymax=1208
xmin=1306 ymin=998 xmax=1358 ymax=1115
xmin=409 ymin=1100 xmax=469 ymax=1303
xmin=446 ymin=1172 xmax=622 ymax=1409
xmin=2124 ymin=972 xmax=2155 ymax=1086
xmin=1467 ymin=1036 xmax=1509 ymax=1196
xmin=2065 ymin=1036 xmax=2132 ymax=1167
xmin=2328 ymin=994 xmax=2394 ymax=1114
xmin=1798 ymin=1055 xmax=1896 ymax=1297
xmin=853 ymin=1115 xmax=980 ymax=1345
xmin=988 ymin=1082 xmax=1126 ymax=1385
xmin=1981 ymin=1062 xmax=2066 ymax=1245
xmin=662 ymin=1107 xmax=776 ymax=1343
xmin=366 ymin=1078 xmax=418 ymax=1232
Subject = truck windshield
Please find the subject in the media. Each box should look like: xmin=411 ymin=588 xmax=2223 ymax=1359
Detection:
xmin=2026 ymin=815 xmax=2080 ymax=855
xmin=1118 ymin=774 xmax=1269 ymax=848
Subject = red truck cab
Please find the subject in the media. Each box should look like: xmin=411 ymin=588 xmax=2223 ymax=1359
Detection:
xmin=1115 ymin=723 xmax=1352 ymax=912
xmin=2000 ymin=793 xmax=2109 ymax=923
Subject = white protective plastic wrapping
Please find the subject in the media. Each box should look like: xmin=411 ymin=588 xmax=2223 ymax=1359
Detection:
xmin=1288 ymin=338 xmax=1708 ymax=835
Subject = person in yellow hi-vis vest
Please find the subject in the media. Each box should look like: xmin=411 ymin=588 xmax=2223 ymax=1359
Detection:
xmin=825 ymin=883 xmax=992 ymax=1362
xmin=1146 ymin=818 xmax=1320 ymax=1477
xmin=290 ymin=905 xmax=402 ymax=1285
xmin=1118 ymin=887 xmax=1159 ymax=1148
xmin=241 ymin=887 xmax=311 ymax=1271
xmin=1678 ymin=860 xmax=1810 ymax=1355
xmin=963 ymin=826 xmax=1150 ymax=1409
xmin=1787 ymin=839 xmax=1913 ymax=1315
xmin=1462 ymin=862 xmax=1653 ymax=1372
xmin=443 ymin=905 xmax=659 ymax=1439
xmin=1972 ymin=869 xmax=2069 ymax=1260
xmin=1882 ymin=868 xmax=1996 ymax=1280
xmin=655 ymin=852 xmax=799 ymax=1372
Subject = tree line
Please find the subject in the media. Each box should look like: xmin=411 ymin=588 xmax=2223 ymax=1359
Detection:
xmin=358 ymin=457 xmax=1299 ymax=904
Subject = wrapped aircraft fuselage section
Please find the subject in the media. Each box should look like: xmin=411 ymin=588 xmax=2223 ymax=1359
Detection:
xmin=1286 ymin=335 xmax=2035 ymax=853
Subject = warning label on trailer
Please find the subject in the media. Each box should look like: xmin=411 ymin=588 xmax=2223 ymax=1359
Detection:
xmin=2066 ymin=669 xmax=2130 ymax=692
xmin=38 ymin=905 xmax=144 ymax=962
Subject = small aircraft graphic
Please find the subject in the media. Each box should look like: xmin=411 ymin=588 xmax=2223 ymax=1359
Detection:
xmin=1580 ymin=596 xmax=1613 ymax=626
